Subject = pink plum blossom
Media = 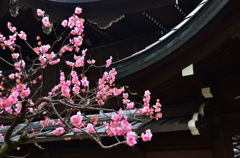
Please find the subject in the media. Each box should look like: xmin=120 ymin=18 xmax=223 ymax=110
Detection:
xmin=75 ymin=7 xmax=82 ymax=14
xmin=87 ymin=60 xmax=95 ymax=64
xmin=66 ymin=61 xmax=74 ymax=67
xmin=32 ymin=80 xmax=37 ymax=84
xmin=0 ymin=7 xmax=159 ymax=150
xmin=52 ymin=127 xmax=64 ymax=136
xmin=16 ymin=83 xmax=26 ymax=91
xmin=81 ymin=77 xmax=89 ymax=87
xmin=71 ymin=112 xmax=83 ymax=127
xmin=0 ymin=34 xmax=6 ymax=42
xmin=123 ymin=93 xmax=128 ymax=99
xmin=74 ymin=128 xmax=81 ymax=132
xmin=40 ymin=116 xmax=50 ymax=127
xmin=61 ymin=86 xmax=70 ymax=98
xmin=126 ymin=131 xmax=137 ymax=146
xmin=18 ymin=31 xmax=27 ymax=40
xmin=15 ymin=103 xmax=22 ymax=114
xmin=39 ymin=44 xmax=51 ymax=53
xmin=155 ymin=113 xmax=162 ymax=119
xmin=126 ymin=102 xmax=134 ymax=109
xmin=8 ymin=74 xmax=15 ymax=79
xmin=141 ymin=129 xmax=152 ymax=142
xmin=86 ymin=123 xmax=95 ymax=133
xmin=61 ymin=20 xmax=68 ymax=27
xmin=7 ymin=22 xmax=16 ymax=33
xmin=20 ymin=88 xmax=30 ymax=98
xmin=5 ymin=107 xmax=13 ymax=114
xmin=14 ymin=60 xmax=25 ymax=71
xmin=49 ymin=59 xmax=60 ymax=65
xmin=37 ymin=9 xmax=45 ymax=17
xmin=11 ymin=53 xmax=19 ymax=59
xmin=106 ymin=56 xmax=112 ymax=68
xmin=42 ymin=16 xmax=51 ymax=27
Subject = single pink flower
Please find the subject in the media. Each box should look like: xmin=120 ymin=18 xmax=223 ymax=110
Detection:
xmin=126 ymin=102 xmax=134 ymax=109
xmin=8 ymin=73 xmax=15 ymax=79
xmin=81 ymin=77 xmax=89 ymax=87
xmin=37 ymin=9 xmax=45 ymax=17
xmin=32 ymin=80 xmax=37 ymax=84
xmin=16 ymin=83 xmax=26 ymax=91
xmin=52 ymin=127 xmax=64 ymax=136
xmin=75 ymin=7 xmax=82 ymax=14
xmin=18 ymin=31 xmax=27 ymax=40
xmin=141 ymin=129 xmax=152 ymax=142
xmin=86 ymin=123 xmax=95 ymax=133
xmin=155 ymin=113 xmax=162 ymax=119
xmin=126 ymin=131 xmax=137 ymax=146
xmin=106 ymin=56 xmax=112 ymax=68
xmin=61 ymin=20 xmax=68 ymax=27
xmin=123 ymin=93 xmax=128 ymax=99
xmin=42 ymin=17 xmax=51 ymax=27
xmin=71 ymin=112 xmax=83 ymax=127
xmin=28 ymin=108 xmax=34 ymax=113
xmin=11 ymin=53 xmax=19 ymax=59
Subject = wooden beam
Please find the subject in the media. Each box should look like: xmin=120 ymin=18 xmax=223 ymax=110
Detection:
xmin=182 ymin=64 xmax=215 ymax=99
xmin=214 ymin=74 xmax=240 ymax=101
xmin=182 ymin=64 xmax=214 ymax=88
xmin=161 ymin=102 xmax=201 ymax=118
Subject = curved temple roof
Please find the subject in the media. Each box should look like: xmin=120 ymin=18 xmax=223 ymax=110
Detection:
xmin=110 ymin=0 xmax=229 ymax=79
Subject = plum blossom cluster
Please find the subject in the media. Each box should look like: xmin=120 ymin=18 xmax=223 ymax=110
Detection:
xmin=0 ymin=7 xmax=162 ymax=152
xmin=0 ymin=22 xmax=26 ymax=50
xmin=96 ymin=67 xmax=125 ymax=105
xmin=0 ymin=78 xmax=32 ymax=114
xmin=137 ymin=90 xmax=162 ymax=120
xmin=48 ymin=68 xmax=89 ymax=98
xmin=102 ymin=109 xmax=152 ymax=146
xmin=37 ymin=9 xmax=51 ymax=27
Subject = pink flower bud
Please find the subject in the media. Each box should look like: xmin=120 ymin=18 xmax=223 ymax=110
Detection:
xmin=75 ymin=7 xmax=82 ymax=14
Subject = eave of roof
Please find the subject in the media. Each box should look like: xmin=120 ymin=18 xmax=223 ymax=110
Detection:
xmin=0 ymin=115 xmax=190 ymax=144
xmin=20 ymin=0 xmax=175 ymax=19
xmin=110 ymin=0 xmax=229 ymax=79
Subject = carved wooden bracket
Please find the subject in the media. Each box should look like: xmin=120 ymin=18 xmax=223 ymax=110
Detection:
xmin=9 ymin=0 xmax=29 ymax=17
xmin=88 ymin=14 xmax=125 ymax=29
xmin=188 ymin=102 xmax=213 ymax=136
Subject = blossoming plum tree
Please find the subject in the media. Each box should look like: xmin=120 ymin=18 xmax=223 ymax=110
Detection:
xmin=0 ymin=7 xmax=162 ymax=157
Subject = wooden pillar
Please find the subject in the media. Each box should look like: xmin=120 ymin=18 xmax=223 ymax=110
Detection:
xmin=212 ymin=123 xmax=227 ymax=158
